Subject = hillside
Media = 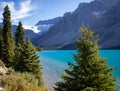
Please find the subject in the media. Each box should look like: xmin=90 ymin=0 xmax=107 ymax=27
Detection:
xmin=34 ymin=0 xmax=118 ymax=49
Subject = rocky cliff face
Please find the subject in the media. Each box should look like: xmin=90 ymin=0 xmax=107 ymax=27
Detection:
xmin=35 ymin=0 xmax=118 ymax=49
xmin=92 ymin=0 xmax=120 ymax=49
xmin=35 ymin=17 xmax=62 ymax=33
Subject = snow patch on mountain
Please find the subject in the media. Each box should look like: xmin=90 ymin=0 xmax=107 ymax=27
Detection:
xmin=35 ymin=17 xmax=62 ymax=34
xmin=92 ymin=11 xmax=106 ymax=17
xmin=36 ymin=24 xmax=53 ymax=33
xmin=23 ymin=25 xmax=41 ymax=33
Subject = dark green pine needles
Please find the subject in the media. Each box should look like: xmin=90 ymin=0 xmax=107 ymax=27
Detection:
xmin=0 ymin=28 xmax=3 ymax=59
xmin=16 ymin=38 xmax=42 ymax=77
xmin=0 ymin=5 xmax=43 ymax=86
xmin=15 ymin=21 xmax=24 ymax=45
xmin=2 ymin=5 xmax=15 ymax=67
xmin=14 ymin=22 xmax=42 ymax=86
xmin=14 ymin=21 xmax=25 ymax=71
xmin=15 ymin=37 xmax=43 ymax=86
xmin=54 ymin=27 xmax=115 ymax=91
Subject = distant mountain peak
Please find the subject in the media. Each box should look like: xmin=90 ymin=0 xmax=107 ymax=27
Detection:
xmin=35 ymin=17 xmax=62 ymax=33
xmin=63 ymin=12 xmax=73 ymax=17
xmin=35 ymin=0 xmax=119 ymax=50
xmin=35 ymin=17 xmax=62 ymax=26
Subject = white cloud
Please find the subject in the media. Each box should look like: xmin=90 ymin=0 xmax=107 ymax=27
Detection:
xmin=0 ymin=0 xmax=35 ymax=23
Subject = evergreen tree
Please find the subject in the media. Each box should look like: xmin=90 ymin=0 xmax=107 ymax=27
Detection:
xmin=14 ymin=21 xmax=43 ymax=86
xmin=14 ymin=21 xmax=24 ymax=69
xmin=0 ymin=28 xmax=3 ymax=60
xmin=15 ymin=21 xmax=24 ymax=45
xmin=2 ymin=5 xmax=15 ymax=67
xmin=15 ymin=38 xmax=42 ymax=86
xmin=54 ymin=27 xmax=115 ymax=91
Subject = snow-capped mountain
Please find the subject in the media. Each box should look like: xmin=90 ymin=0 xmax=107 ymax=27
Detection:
xmin=36 ymin=24 xmax=53 ymax=33
xmin=0 ymin=16 xmax=62 ymax=46
xmin=1 ymin=0 xmax=120 ymax=49
xmin=35 ymin=17 xmax=62 ymax=33
xmin=34 ymin=0 xmax=119 ymax=49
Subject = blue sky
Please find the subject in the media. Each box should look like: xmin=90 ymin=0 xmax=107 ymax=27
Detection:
xmin=0 ymin=0 xmax=93 ymax=25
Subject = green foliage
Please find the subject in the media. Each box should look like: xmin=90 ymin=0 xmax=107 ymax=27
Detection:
xmin=0 ymin=72 xmax=49 ymax=91
xmin=0 ymin=60 xmax=5 ymax=67
xmin=14 ymin=22 xmax=24 ymax=70
xmin=83 ymin=87 xmax=94 ymax=91
xmin=14 ymin=22 xmax=43 ymax=86
xmin=14 ymin=44 xmax=23 ymax=68
xmin=1 ymin=73 xmax=28 ymax=91
xmin=15 ymin=21 xmax=24 ymax=45
xmin=54 ymin=27 xmax=115 ymax=91
xmin=36 ymin=46 xmax=44 ymax=51
xmin=0 ymin=5 xmax=44 ymax=88
xmin=28 ymin=87 xmax=49 ymax=91
xmin=0 ymin=5 xmax=46 ymax=91
xmin=14 ymin=22 xmax=42 ymax=83
xmin=1 ymin=5 xmax=15 ymax=67
xmin=15 ymin=38 xmax=43 ymax=86
xmin=0 ymin=28 xmax=3 ymax=60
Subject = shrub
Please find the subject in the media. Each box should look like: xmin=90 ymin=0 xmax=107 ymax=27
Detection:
xmin=29 ymin=87 xmax=49 ymax=91
xmin=0 ymin=60 xmax=5 ymax=67
xmin=0 ymin=72 xmax=49 ymax=91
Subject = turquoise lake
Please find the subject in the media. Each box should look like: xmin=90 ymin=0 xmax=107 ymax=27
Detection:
xmin=38 ymin=50 xmax=120 ymax=90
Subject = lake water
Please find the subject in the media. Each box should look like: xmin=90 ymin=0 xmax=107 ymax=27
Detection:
xmin=38 ymin=50 xmax=120 ymax=91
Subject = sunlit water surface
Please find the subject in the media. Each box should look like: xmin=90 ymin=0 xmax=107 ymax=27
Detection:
xmin=38 ymin=50 xmax=120 ymax=91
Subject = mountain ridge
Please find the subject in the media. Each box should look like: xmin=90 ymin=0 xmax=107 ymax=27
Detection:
xmin=35 ymin=0 xmax=119 ymax=49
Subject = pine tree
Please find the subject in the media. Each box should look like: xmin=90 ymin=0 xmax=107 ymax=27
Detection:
xmin=2 ymin=5 xmax=15 ymax=67
xmin=14 ymin=21 xmax=24 ymax=69
xmin=14 ymin=21 xmax=43 ymax=86
xmin=54 ymin=27 xmax=115 ymax=91
xmin=15 ymin=21 xmax=24 ymax=45
xmin=0 ymin=28 xmax=3 ymax=60
xmin=15 ymin=38 xmax=43 ymax=86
